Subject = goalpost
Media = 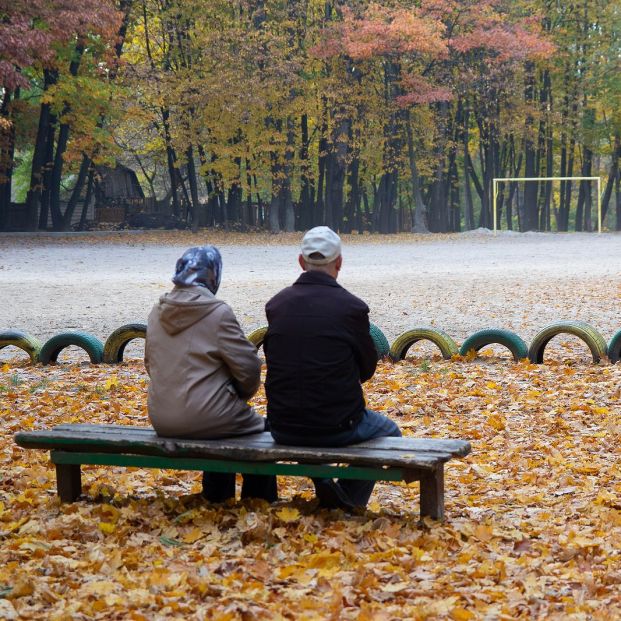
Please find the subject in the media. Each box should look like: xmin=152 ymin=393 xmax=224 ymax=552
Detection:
xmin=492 ymin=176 xmax=602 ymax=235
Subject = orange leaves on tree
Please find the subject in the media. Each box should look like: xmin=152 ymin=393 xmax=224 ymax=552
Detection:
xmin=312 ymin=0 xmax=553 ymax=115
xmin=395 ymin=74 xmax=453 ymax=107
xmin=450 ymin=23 xmax=555 ymax=63
xmin=322 ymin=4 xmax=448 ymax=61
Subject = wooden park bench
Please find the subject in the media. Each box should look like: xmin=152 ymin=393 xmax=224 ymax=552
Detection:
xmin=14 ymin=424 xmax=471 ymax=520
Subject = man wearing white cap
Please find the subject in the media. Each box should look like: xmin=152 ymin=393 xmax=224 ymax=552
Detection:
xmin=263 ymin=226 xmax=401 ymax=511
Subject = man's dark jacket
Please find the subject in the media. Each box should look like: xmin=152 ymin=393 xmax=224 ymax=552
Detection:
xmin=264 ymin=270 xmax=377 ymax=435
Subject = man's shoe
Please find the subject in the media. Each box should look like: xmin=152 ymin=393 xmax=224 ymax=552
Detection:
xmin=314 ymin=479 xmax=356 ymax=512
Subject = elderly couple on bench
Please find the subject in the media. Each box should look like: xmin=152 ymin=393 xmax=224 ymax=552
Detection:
xmin=145 ymin=227 xmax=401 ymax=512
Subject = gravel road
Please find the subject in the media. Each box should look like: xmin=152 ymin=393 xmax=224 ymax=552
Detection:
xmin=1 ymin=229 xmax=620 ymax=361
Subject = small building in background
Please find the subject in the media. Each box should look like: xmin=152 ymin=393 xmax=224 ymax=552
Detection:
xmin=94 ymin=163 xmax=145 ymax=224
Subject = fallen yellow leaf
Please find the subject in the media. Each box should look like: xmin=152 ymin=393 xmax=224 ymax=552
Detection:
xmin=182 ymin=528 xmax=204 ymax=543
xmin=276 ymin=507 xmax=300 ymax=523
xmin=99 ymin=522 xmax=116 ymax=535
xmin=450 ymin=607 xmax=475 ymax=621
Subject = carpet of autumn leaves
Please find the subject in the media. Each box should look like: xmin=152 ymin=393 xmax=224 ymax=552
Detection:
xmin=0 ymin=351 xmax=620 ymax=620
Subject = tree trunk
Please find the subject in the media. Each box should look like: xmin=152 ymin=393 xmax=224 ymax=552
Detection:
xmin=197 ymin=145 xmax=220 ymax=227
xmin=26 ymin=69 xmax=58 ymax=230
xmin=325 ymin=116 xmax=349 ymax=231
xmin=375 ymin=61 xmax=402 ymax=233
xmin=462 ymin=106 xmax=475 ymax=230
xmin=61 ymin=154 xmax=91 ymax=230
xmin=344 ymin=124 xmax=360 ymax=234
xmin=38 ymin=117 xmax=57 ymax=230
xmin=576 ymin=144 xmax=593 ymax=231
xmin=267 ymin=116 xmax=284 ymax=233
xmin=78 ymin=167 xmax=95 ymax=231
xmin=283 ymin=117 xmax=295 ymax=232
xmin=542 ymin=121 xmax=554 ymax=231
xmin=269 ymin=131 xmax=282 ymax=234
xmin=245 ymin=159 xmax=253 ymax=229
xmin=254 ymin=173 xmax=264 ymax=228
xmin=0 ymin=90 xmax=15 ymax=231
xmin=186 ymin=145 xmax=200 ymax=232
xmin=522 ymin=63 xmax=539 ymax=231
xmin=316 ymin=107 xmax=328 ymax=227
xmin=559 ymin=138 xmax=568 ymax=230
xmin=49 ymin=43 xmax=85 ymax=230
xmin=474 ymin=108 xmax=497 ymax=230
xmin=299 ymin=113 xmax=313 ymax=231
xmin=505 ymin=148 xmax=522 ymax=230
xmin=406 ymin=113 xmax=428 ymax=233
xmin=447 ymin=146 xmax=460 ymax=232
xmin=558 ymin=56 xmax=580 ymax=231
xmin=269 ymin=188 xmax=281 ymax=233
xmin=162 ymin=107 xmax=181 ymax=218
xmin=564 ymin=138 xmax=576 ymax=230
xmin=602 ymin=132 xmax=620 ymax=222
xmin=537 ymin=70 xmax=553 ymax=231
xmin=616 ymin=166 xmax=621 ymax=231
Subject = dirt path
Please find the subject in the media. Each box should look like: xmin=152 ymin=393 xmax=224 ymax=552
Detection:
xmin=1 ymin=230 xmax=620 ymax=360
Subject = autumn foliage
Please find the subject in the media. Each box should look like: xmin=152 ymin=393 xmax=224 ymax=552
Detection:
xmin=2 ymin=0 xmax=620 ymax=234
xmin=0 ymin=0 xmax=121 ymax=90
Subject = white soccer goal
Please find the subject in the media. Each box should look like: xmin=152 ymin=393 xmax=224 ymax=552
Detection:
xmin=492 ymin=176 xmax=602 ymax=235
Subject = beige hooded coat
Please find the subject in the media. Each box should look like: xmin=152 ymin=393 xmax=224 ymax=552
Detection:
xmin=145 ymin=286 xmax=265 ymax=439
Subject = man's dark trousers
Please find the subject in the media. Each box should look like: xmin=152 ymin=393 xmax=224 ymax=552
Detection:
xmin=271 ymin=409 xmax=401 ymax=506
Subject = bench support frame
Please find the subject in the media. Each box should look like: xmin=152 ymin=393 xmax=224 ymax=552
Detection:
xmin=420 ymin=467 xmax=444 ymax=520
xmin=55 ymin=463 xmax=82 ymax=503
xmin=51 ymin=450 xmax=445 ymax=519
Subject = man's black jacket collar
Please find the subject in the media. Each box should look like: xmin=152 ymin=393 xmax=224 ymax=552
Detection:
xmin=294 ymin=271 xmax=341 ymax=288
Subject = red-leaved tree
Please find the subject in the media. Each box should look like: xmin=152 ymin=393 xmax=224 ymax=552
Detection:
xmin=0 ymin=0 xmax=121 ymax=230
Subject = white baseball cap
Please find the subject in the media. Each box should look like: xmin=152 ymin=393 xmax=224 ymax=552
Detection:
xmin=300 ymin=226 xmax=342 ymax=265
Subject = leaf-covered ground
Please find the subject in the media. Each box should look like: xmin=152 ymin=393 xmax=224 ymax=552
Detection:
xmin=1 ymin=353 xmax=619 ymax=620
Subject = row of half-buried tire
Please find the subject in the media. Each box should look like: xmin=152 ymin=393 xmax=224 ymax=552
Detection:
xmin=0 ymin=325 xmax=147 ymax=365
xmin=2 ymin=324 xmax=459 ymax=364
xmin=389 ymin=321 xmax=613 ymax=364
xmin=249 ymin=321 xmax=618 ymax=365
xmin=1 ymin=320 xmax=621 ymax=365
xmin=0 ymin=323 xmax=392 ymax=366
xmin=245 ymin=323 xmax=392 ymax=360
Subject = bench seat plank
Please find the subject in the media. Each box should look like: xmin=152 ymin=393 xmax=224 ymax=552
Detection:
xmin=15 ymin=425 xmax=472 ymax=520
xmin=15 ymin=426 xmax=471 ymax=469
xmin=55 ymin=424 xmax=471 ymax=455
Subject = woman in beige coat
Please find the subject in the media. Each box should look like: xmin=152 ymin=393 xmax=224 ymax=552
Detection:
xmin=145 ymin=245 xmax=277 ymax=502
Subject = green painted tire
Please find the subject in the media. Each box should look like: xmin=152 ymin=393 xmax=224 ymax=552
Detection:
xmin=39 ymin=331 xmax=104 ymax=365
xmin=369 ymin=323 xmax=390 ymax=359
xmin=389 ymin=328 xmax=459 ymax=361
xmin=528 ymin=321 xmax=607 ymax=364
xmin=248 ymin=323 xmax=389 ymax=360
xmin=0 ymin=330 xmax=42 ymax=364
xmin=247 ymin=326 xmax=268 ymax=349
xmin=103 ymin=323 xmax=147 ymax=363
xmin=607 ymin=329 xmax=621 ymax=364
xmin=459 ymin=328 xmax=528 ymax=362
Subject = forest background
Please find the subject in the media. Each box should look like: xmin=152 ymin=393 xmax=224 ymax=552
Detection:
xmin=1 ymin=0 xmax=621 ymax=235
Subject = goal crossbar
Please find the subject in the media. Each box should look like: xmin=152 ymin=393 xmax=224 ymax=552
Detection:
xmin=492 ymin=176 xmax=602 ymax=235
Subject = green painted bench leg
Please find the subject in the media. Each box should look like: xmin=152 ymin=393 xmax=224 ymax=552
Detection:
xmin=420 ymin=465 xmax=444 ymax=520
xmin=56 ymin=463 xmax=82 ymax=502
